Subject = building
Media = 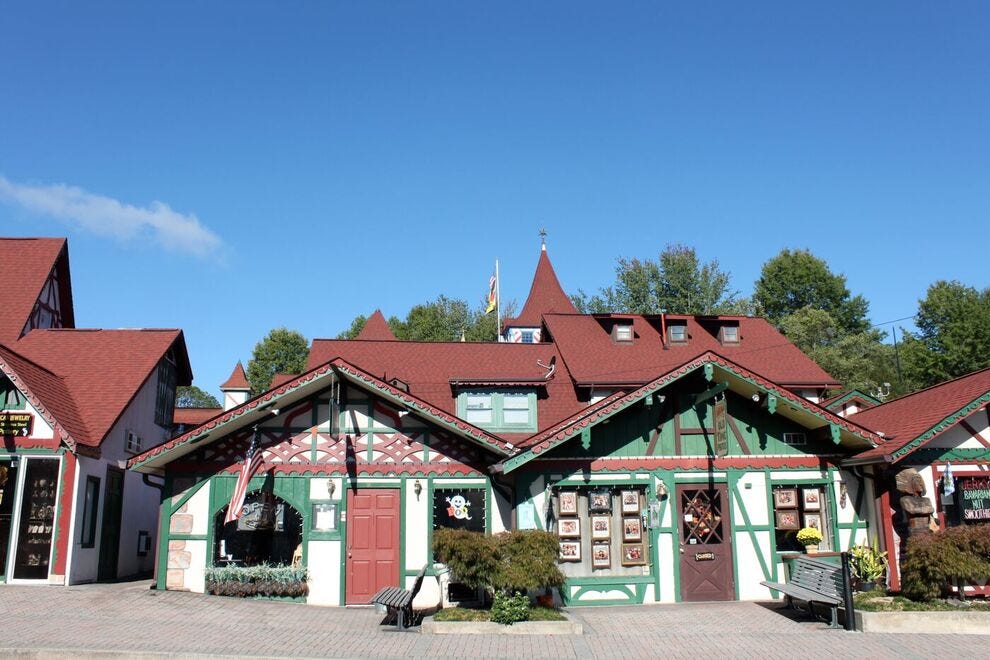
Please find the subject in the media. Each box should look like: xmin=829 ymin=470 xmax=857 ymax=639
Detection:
xmin=132 ymin=244 xmax=895 ymax=606
xmin=844 ymin=368 xmax=990 ymax=595
xmin=0 ymin=237 xmax=191 ymax=584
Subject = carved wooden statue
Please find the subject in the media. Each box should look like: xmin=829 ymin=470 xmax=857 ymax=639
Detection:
xmin=895 ymin=468 xmax=935 ymax=537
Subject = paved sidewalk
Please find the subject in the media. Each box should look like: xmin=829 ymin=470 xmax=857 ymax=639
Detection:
xmin=0 ymin=581 xmax=985 ymax=659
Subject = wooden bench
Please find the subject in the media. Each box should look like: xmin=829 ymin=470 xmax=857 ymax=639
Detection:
xmin=761 ymin=555 xmax=846 ymax=628
xmin=370 ymin=564 xmax=428 ymax=629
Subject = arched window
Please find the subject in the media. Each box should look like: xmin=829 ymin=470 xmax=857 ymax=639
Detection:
xmin=215 ymin=492 xmax=303 ymax=566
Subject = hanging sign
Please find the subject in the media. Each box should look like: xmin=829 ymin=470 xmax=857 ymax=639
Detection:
xmin=713 ymin=398 xmax=728 ymax=457
xmin=959 ymin=477 xmax=990 ymax=522
xmin=0 ymin=412 xmax=33 ymax=437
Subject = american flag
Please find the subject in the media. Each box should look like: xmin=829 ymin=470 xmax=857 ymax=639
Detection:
xmin=224 ymin=448 xmax=264 ymax=525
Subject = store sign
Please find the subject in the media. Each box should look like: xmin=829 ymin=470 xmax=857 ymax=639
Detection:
xmin=695 ymin=552 xmax=715 ymax=561
xmin=959 ymin=477 xmax=990 ymax=522
xmin=433 ymin=488 xmax=486 ymax=532
xmin=0 ymin=412 xmax=33 ymax=437
xmin=713 ymin=399 xmax=728 ymax=457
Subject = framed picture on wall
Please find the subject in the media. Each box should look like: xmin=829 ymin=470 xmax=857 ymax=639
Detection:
xmin=775 ymin=510 xmax=800 ymax=530
xmin=622 ymin=517 xmax=642 ymax=542
xmin=802 ymin=488 xmax=821 ymax=511
xmin=558 ymin=518 xmax=581 ymax=538
xmin=803 ymin=513 xmax=822 ymax=530
xmin=773 ymin=488 xmax=798 ymax=509
xmin=621 ymin=490 xmax=641 ymax=514
xmin=558 ymin=491 xmax=578 ymax=516
xmin=591 ymin=515 xmax=611 ymax=540
xmin=589 ymin=490 xmax=612 ymax=513
xmin=559 ymin=540 xmax=581 ymax=562
xmin=592 ymin=543 xmax=611 ymax=568
xmin=621 ymin=542 xmax=647 ymax=566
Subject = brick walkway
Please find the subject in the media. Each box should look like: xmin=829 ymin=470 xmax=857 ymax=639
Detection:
xmin=0 ymin=581 xmax=985 ymax=659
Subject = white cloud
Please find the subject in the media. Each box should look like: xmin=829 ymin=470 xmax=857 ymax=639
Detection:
xmin=0 ymin=175 xmax=224 ymax=260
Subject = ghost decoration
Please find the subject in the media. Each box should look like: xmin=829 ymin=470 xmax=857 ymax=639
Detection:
xmin=446 ymin=494 xmax=472 ymax=521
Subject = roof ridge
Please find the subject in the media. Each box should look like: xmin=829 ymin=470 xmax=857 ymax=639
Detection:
xmin=0 ymin=342 xmax=63 ymax=379
xmin=867 ymin=367 xmax=990 ymax=409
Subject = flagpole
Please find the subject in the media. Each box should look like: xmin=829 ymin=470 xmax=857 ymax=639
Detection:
xmin=495 ymin=259 xmax=501 ymax=339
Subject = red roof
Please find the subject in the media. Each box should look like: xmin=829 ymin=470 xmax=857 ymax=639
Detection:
xmin=307 ymin=339 xmax=581 ymax=444
xmin=506 ymin=248 xmax=577 ymax=328
xmin=9 ymin=328 xmax=191 ymax=446
xmin=356 ymin=310 xmax=396 ymax=340
xmin=270 ymin=372 xmax=296 ymax=389
xmin=543 ymin=314 xmax=839 ymax=388
xmin=848 ymin=368 xmax=990 ymax=461
xmin=0 ymin=238 xmax=75 ymax=341
xmin=220 ymin=362 xmax=250 ymax=390
xmin=173 ymin=407 xmax=222 ymax=426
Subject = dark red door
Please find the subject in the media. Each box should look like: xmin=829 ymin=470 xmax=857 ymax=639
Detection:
xmin=677 ymin=484 xmax=734 ymax=601
xmin=345 ymin=489 xmax=399 ymax=604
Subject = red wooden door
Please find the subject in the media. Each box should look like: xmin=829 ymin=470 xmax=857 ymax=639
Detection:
xmin=677 ymin=484 xmax=735 ymax=601
xmin=345 ymin=489 xmax=399 ymax=604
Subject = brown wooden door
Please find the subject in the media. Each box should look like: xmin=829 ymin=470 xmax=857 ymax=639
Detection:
xmin=677 ymin=483 xmax=734 ymax=601
xmin=345 ymin=489 xmax=399 ymax=604
xmin=98 ymin=466 xmax=124 ymax=581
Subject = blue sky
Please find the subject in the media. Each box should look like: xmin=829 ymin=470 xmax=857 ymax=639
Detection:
xmin=2 ymin=2 xmax=988 ymax=399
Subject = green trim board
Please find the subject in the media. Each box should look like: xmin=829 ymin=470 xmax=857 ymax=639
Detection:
xmin=891 ymin=392 xmax=990 ymax=461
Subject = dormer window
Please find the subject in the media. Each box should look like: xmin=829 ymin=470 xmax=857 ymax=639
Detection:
xmin=720 ymin=325 xmax=739 ymax=344
xmin=456 ymin=389 xmax=537 ymax=432
xmin=613 ymin=324 xmax=634 ymax=342
xmin=668 ymin=323 xmax=688 ymax=343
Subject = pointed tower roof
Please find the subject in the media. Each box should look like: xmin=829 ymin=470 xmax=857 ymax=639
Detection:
xmin=356 ymin=310 xmax=397 ymax=341
xmin=220 ymin=361 xmax=251 ymax=390
xmin=509 ymin=247 xmax=577 ymax=327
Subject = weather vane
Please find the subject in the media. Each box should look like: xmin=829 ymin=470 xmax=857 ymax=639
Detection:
xmin=539 ymin=227 xmax=547 ymax=247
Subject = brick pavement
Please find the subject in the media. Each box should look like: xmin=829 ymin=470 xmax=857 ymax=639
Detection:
xmin=0 ymin=581 xmax=985 ymax=659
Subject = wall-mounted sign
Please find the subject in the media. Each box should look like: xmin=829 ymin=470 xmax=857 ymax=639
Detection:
xmin=713 ymin=399 xmax=728 ymax=457
xmin=433 ymin=488 xmax=485 ymax=532
xmin=959 ymin=477 xmax=990 ymax=522
xmin=695 ymin=552 xmax=715 ymax=561
xmin=0 ymin=412 xmax=32 ymax=437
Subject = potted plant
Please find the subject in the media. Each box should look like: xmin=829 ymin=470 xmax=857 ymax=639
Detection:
xmin=796 ymin=527 xmax=823 ymax=553
xmin=849 ymin=540 xmax=888 ymax=591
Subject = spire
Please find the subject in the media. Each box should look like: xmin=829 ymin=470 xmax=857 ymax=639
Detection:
xmin=509 ymin=246 xmax=577 ymax=328
xmin=220 ymin=361 xmax=251 ymax=411
xmin=356 ymin=310 xmax=396 ymax=341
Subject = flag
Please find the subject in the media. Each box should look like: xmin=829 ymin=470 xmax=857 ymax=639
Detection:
xmin=224 ymin=448 xmax=264 ymax=525
xmin=485 ymin=272 xmax=497 ymax=314
xmin=943 ymin=462 xmax=955 ymax=497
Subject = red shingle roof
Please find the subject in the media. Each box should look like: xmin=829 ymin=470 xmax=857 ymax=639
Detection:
xmin=356 ymin=310 xmax=396 ymax=341
xmin=11 ymin=328 xmax=191 ymax=446
xmin=848 ymin=368 xmax=990 ymax=462
xmin=544 ymin=314 xmax=839 ymax=388
xmin=220 ymin=362 xmax=250 ymax=390
xmin=173 ymin=407 xmax=222 ymax=426
xmin=0 ymin=238 xmax=74 ymax=341
xmin=270 ymin=372 xmax=296 ymax=389
xmin=0 ymin=342 xmax=83 ymax=446
xmin=505 ymin=248 xmax=577 ymax=328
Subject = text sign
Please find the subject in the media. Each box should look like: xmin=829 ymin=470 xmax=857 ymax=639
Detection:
xmin=713 ymin=398 xmax=728 ymax=457
xmin=695 ymin=552 xmax=715 ymax=561
xmin=960 ymin=477 xmax=990 ymax=521
xmin=0 ymin=412 xmax=32 ymax=437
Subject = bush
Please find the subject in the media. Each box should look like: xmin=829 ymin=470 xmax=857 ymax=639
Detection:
xmin=205 ymin=563 xmax=309 ymax=598
xmin=900 ymin=525 xmax=990 ymax=601
xmin=490 ymin=592 xmax=530 ymax=625
xmin=432 ymin=529 xmax=565 ymax=604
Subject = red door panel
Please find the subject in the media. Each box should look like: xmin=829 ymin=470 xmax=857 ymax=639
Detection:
xmin=345 ymin=489 xmax=399 ymax=604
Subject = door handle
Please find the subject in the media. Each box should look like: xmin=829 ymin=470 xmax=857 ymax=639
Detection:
xmin=679 ymin=548 xmax=685 ymax=554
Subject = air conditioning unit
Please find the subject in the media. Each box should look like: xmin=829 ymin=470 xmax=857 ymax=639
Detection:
xmin=125 ymin=431 xmax=143 ymax=453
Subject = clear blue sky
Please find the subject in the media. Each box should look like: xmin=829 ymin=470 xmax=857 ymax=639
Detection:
xmin=2 ymin=2 xmax=987 ymax=399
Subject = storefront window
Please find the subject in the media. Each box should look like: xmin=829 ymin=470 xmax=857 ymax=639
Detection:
xmin=13 ymin=458 xmax=59 ymax=580
xmin=215 ymin=492 xmax=302 ymax=566
xmin=944 ymin=476 xmax=990 ymax=526
xmin=433 ymin=488 xmax=486 ymax=533
xmin=554 ymin=487 xmax=649 ymax=578
xmin=80 ymin=476 xmax=100 ymax=548
xmin=772 ymin=485 xmax=829 ymax=553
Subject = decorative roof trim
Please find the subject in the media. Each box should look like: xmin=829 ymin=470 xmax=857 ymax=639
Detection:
xmin=0 ymin=346 xmax=77 ymax=452
xmin=889 ymin=391 xmax=990 ymax=462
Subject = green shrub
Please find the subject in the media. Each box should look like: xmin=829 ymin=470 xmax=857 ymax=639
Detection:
xmin=432 ymin=528 xmax=500 ymax=590
xmin=205 ymin=563 xmax=309 ymax=598
xmin=490 ymin=592 xmax=530 ymax=625
xmin=900 ymin=525 xmax=990 ymax=601
xmin=493 ymin=530 xmax=565 ymax=594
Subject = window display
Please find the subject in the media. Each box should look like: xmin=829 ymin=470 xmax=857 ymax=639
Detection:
xmin=773 ymin=485 xmax=829 ymax=552
xmin=12 ymin=458 xmax=59 ymax=580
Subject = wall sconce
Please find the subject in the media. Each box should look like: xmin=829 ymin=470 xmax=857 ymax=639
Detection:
xmin=414 ymin=479 xmax=423 ymax=501
xmin=656 ymin=481 xmax=668 ymax=500
xmin=327 ymin=479 xmax=336 ymax=500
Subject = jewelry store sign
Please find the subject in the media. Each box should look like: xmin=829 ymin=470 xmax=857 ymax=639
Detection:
xmin=0 ymin=412 xmax=33 ymax=437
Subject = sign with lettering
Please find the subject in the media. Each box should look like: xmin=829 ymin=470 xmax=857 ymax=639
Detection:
xmin=0 ymin=412 xmax=33 ymax=437
xmin=713 ymin=398 xmax=728 ymax=457
xmin=959 ymin=477 xmax=990 ymax=522
xmin=695 ymin=552 xmax=715 ymax=561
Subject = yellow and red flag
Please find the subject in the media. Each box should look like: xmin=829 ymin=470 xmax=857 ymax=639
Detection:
xmin=485 ymin=271 xmax=497 ymax=314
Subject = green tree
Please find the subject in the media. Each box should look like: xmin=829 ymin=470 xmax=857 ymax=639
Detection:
xmin=778 ymin=307 xmax=902 ymax=396
xmin=900 ymin=281 xmax=990 ymax=388
xmin=575 ymin=244 xmax=748 ymax=315
xmin=753 ymin=249 xmax=869 ymax=332
xmin=175 ymin=385 xmax=220 ymax=408
xmin=246 ymin=328 xmax=309 ymax=394
xmin=337 ymin=297 xmax=516 ymax=342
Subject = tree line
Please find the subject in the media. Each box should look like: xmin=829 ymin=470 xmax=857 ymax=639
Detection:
xmin=178 ymin=245 xmax=990 ymax=405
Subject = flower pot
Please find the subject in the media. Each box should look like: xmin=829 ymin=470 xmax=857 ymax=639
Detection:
xmin=804 ymin=544 xmax=818 ymax=554
xmin=859 ymin=580 xmax=876 ymax=592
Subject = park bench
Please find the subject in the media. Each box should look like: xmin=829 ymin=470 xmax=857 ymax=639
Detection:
xmin=370 ymin=564 xmax=428 ymax=629
xmin=761 ymin=555 xmax=847 ymax=628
